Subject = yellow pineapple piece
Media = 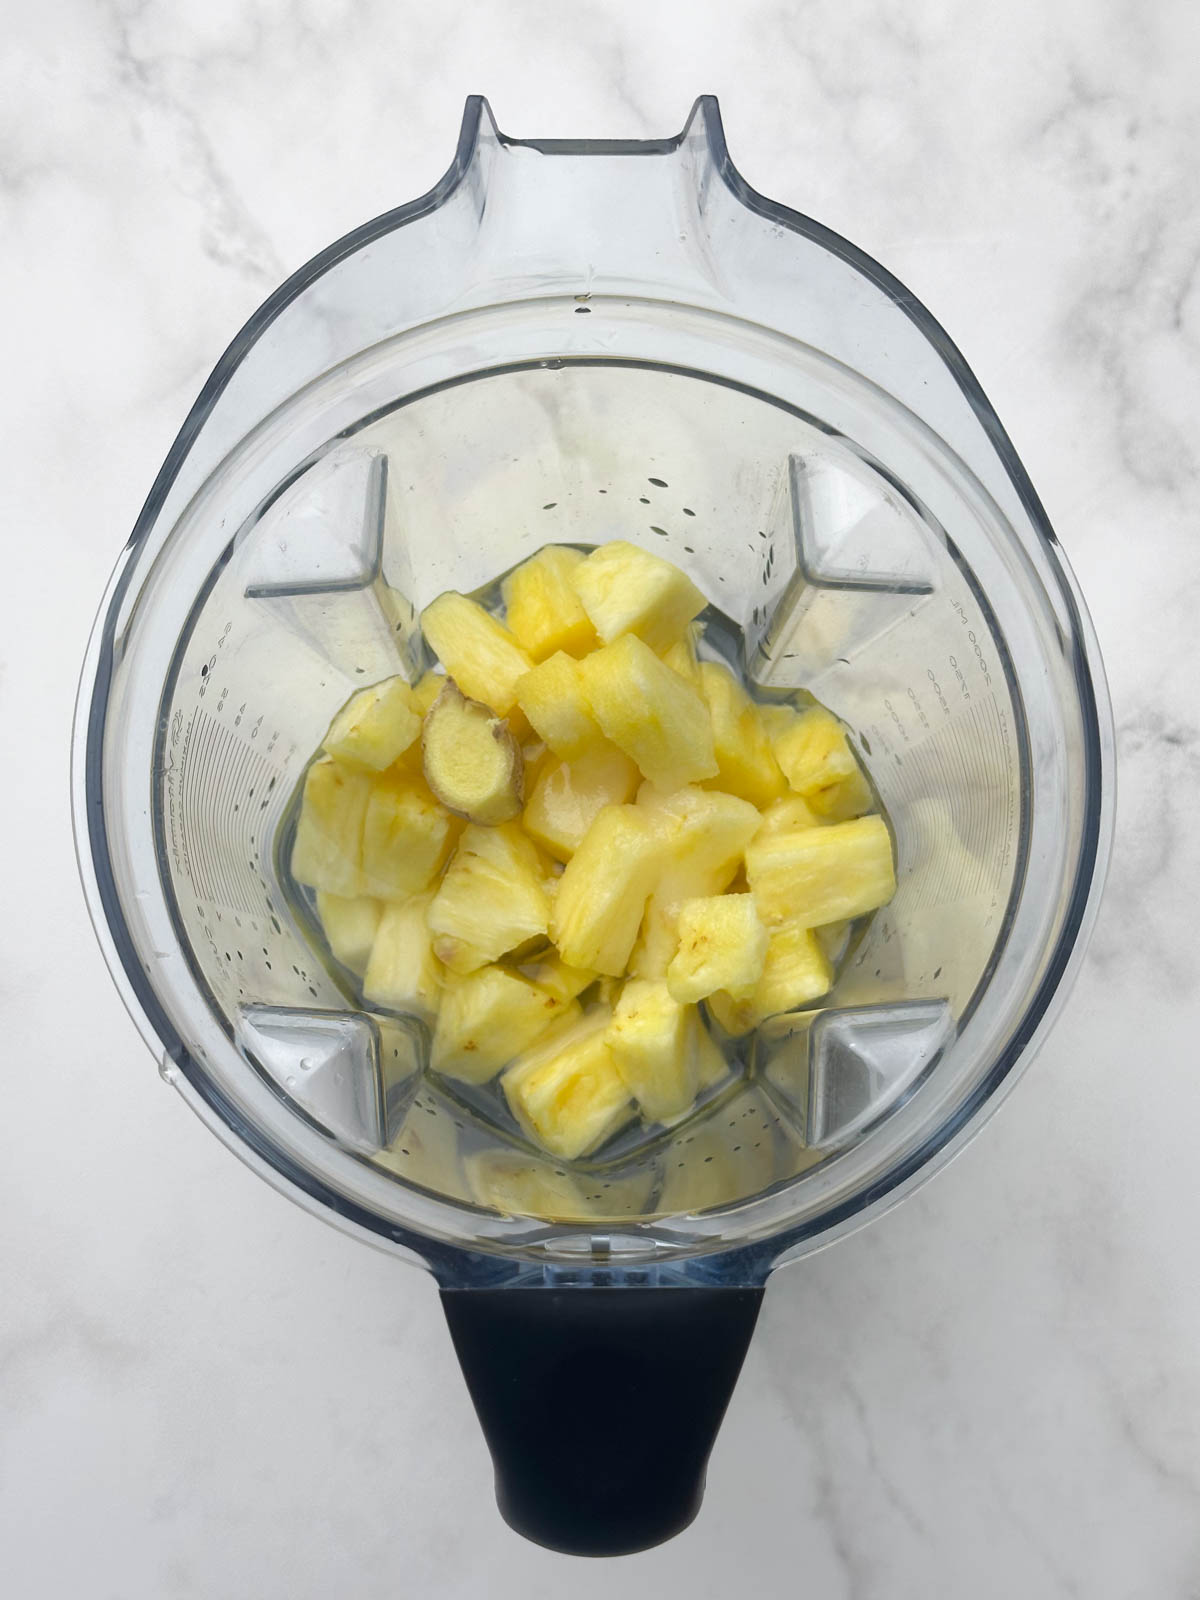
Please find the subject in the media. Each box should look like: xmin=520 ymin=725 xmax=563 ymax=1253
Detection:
xmin=465 ymin=1149 xmax=597 ymax=1220
xmin=745 ymin=814 xmax=895 ymax=928
xmin=771 ymin=704 xmax=873 ymax=819
xmin=522 ymin=739 xmax=553 ymax=788
xmin=746 ymin=919 xmax=833 ymax=1023
xmin=432 ymin=967 xmax=572 ymax=1083
xmin=290 ymin=758 xmax=371 ymax=897
xmin=521 ymin=744 xmax=640 ymax=862
xmin=501 ymin=545 xmax=598 ymax=661
xmin=656 ymin=1088 xmax=782 ymax=1213
xmin=515 ymin=652 xmax=605 ymax=759
xmin=427 ymin=822 xmax=552 ymax=973
xmin=322 ymin=676 xmax=423 ymax=772
xmin=809 ymin=766 xmax=874 ymax=822
xmin=420 ymin=591 xmax=533 ymax=715
xmin=315 ymin=891 xmax=382 ymax=973
xmin=628 ymin=902 xmax=681 ymax=982
xmin=593 ymin=974 xmax=624 ymax=1009
xmin=697 ymin=660 xmax=787 ymax=807
xmin=362 ymin=892 xmax=443 ymax=1021
xmin=637 ymin=779 xmax=761 ymax=867
xmin=502 ymin=1009 xmax=633 ymax=1159
xmin=659 ymin=622 xmax=703 ymax=689
xmin=411 ymin=670 xmax=446 ymax=716
xmin=708 ymin=921 xmax=834 ymax=1035
xmin=606 ymin=979 xmax=697 ymax=1123
xmin=361 ymin=772 xmax=456 ymax=901
xmin=552 ymin=805 xmax=666 ymax=975
xmin=815 ymin=919 xmax=852 ymax=963
xmin=580 ymin=634 xmax=718 ymax=789
xmin=758 ymin=702 xmax=799 ymax=742
xmin=757 ymin=793 xmax=824 ymax=837
xmin=504 ymin=933 xmax=555 ymax=965
xmin=374 ymin=1092 xmax=465 ymax=1198
xmin=517 ymin=952 xmax=598 ymax=1006
xmin=572 ymin=540 xmax=707 ymax=652
xmin=629 ymin=785 xmax=762 ymax=980
xmin=588 ymin=1162 xmax=660 ymax=1216
xmin=690 ymin=1011 xmax=730 ymax=1089
xmin=704 ymin=988 xmax=748 ymax=1037
xmin=666 ymin=893 xmax=768 ymax=1004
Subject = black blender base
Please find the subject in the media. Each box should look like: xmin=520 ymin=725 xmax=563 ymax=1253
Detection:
xmin=441 ymin=1285 xmax=764 ymax=1556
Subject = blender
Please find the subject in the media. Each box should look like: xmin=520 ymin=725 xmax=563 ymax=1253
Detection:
xmin=73 ymin=97 xmax=1114 ymax=1556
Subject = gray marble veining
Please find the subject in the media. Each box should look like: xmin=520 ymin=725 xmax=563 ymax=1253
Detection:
xmin=3 ymin=1 xmax=1200 ymax=1595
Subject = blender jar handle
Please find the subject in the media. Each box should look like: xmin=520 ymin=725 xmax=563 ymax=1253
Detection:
xmin=440 ymin=1284 xmax=763 ymax=1556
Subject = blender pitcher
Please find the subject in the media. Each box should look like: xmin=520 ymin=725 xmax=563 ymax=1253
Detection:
xmin=73 ymin=98 xmax=1113 ymax=1556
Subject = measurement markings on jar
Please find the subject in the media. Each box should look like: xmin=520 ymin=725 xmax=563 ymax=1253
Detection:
xmin=873 ymin=691 xmax=1019 ymax=909
xmin=173 ymin=705 xmax=285 ymax=916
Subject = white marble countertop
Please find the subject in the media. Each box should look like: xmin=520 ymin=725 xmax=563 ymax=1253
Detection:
xmin=3 ymin=1 xmax=1199 ymax=1594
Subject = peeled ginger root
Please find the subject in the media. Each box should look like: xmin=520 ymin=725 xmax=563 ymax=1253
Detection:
xmin=422 ymin=680 xmax=524 ymax=825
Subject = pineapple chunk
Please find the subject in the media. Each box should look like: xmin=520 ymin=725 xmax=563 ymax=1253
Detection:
xmin=628 ymin=904 xmax=680 ymax=982
xmin=593 ymin=974 xmax=624 ymax=1009
xmin=816 ymin=919 xmax=852 ymax=963
xmin=637 ymin=779 xmax=762 ymax=861
xmin=420 ymin=591 xmax=533 ymax=715
xmin=465 ymin=1149 xmax=597 ymax=1220
xmin=666 ymin=894 xmax=768 ymax=1004
xmin=427 ymin=823 xmax=552 ymax=973
xmin=522 ymin=744 xmax=640 ymax=862
xmin=757 ymin=793 xmax=823 ymax=836
xmin=659 ymin=623 xmax=702 ymax=689
xmin=361 ymin=773 xmax=455 ymax=901
xmin=290 ymin=758 xmax=371 ymax=897
xmin=698 ymin=660 xmax=787 ymax=807
xmin=745 ymin=814 xmax=896 ymax=928
xmin=580 ymin=634 xmax=718 ymax=789
xmin=522 ymin=739 xmax=553 ymax=788
xmin=501 ymin=545 xmax=597 ymax=661
xmin=432 ymin=967 xmax=572 ymax=1083
xmin=517 ymin=952 xmax=598 ymax=1005
xmin=552 ymin=805 xmax=666 ymax=975
xmin=316 ymin=891 xmax=382 ymax=973
xmin=362 ymin=893 xmax=443 ymax=1021
xmin=505 ymin=935 xmax=554 ymax=967
xmin=656 ymin=1090 xmax=781 ymax=1212
xmin=810 ymin=765 xmax=874 ymax=822
xmin=502 ymin=1009 xmax=633 ymax=1159
xmin=771 ymin=704 xmax=872 ymax=819
xmin=421 ymin=680 xmax=524 ymax=825
xmin=629 ymin=786 xmax=762 ymax=980
xmin=758 ymin=702 xmax=798 ymax=742
xmin=607 ymin=979 xmax=697 ymax=1123
xmin=411 ymin=670 xmax=446 ymax=716
xmin=572 ymin=540 xmax=707 ymax=651
xmin=746 ymin=919 xmax=834 ymax=1024
xmin=515 ymin=652 xmax=605 ymax=759
xmin=690 ymin=1011 xmax=730 ymax=1090
xmin=708 ymin=922 xmax=834 ymax=1035
xmin=375 ymin=1092 xmax=464 ymax=1196
xmin=322 ymin=676 xmax=422 ymax=772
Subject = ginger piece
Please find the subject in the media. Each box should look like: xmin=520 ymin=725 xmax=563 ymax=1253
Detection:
xmin=421 ymin=680 xmax=524 ymax=826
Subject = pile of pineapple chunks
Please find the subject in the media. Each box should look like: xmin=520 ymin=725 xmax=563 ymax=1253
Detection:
xmin=290 ymin=540 xmax=895 ymax=1162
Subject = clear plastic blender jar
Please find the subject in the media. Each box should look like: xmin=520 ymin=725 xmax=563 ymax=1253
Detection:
xmin=74 ymin=98 xmax=1113 ymax=1555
